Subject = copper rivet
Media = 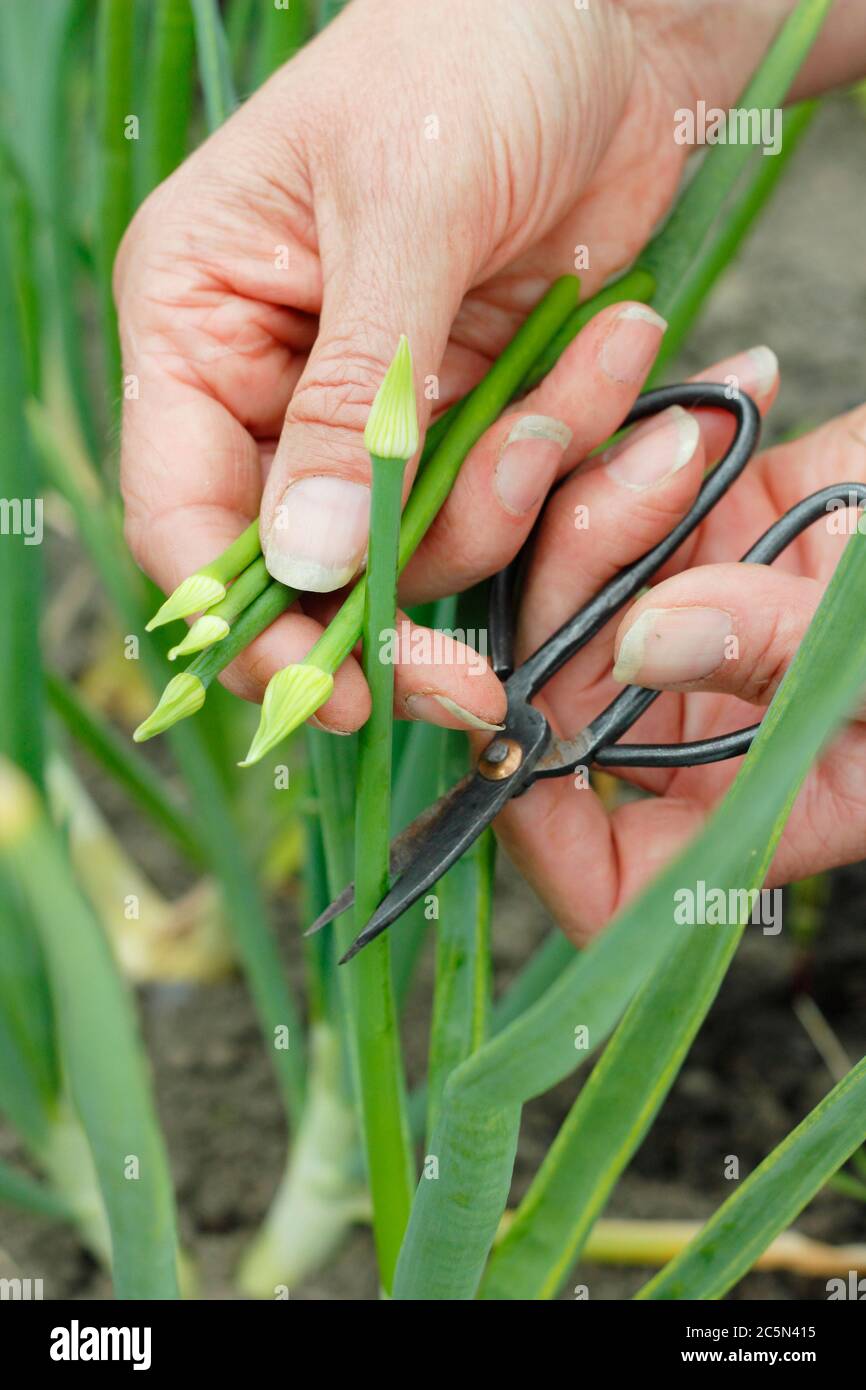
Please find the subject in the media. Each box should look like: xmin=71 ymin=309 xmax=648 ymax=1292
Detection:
xmin=478 ymin=737 xmax=523 ymax=780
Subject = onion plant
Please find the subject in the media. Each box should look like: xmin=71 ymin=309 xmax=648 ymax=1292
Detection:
xmin=346 ymin=336 xmax=418 ymax=1289
xmin=4 ymin=0 xmax=866 ymax=1308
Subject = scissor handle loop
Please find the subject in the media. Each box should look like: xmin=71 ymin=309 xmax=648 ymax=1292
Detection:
xmin=504 ymin=383 xmax=761 ymax=705
xmin=538 ymin=482 xmax=866 ymax=777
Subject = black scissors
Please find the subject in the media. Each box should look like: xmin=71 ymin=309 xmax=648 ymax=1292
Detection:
xmin=310 ymin=382 xmax=866 ymax=963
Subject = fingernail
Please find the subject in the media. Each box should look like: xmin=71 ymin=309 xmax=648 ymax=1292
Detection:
xmin=723 ymin=344 xmax=779 ymax=399
xmin=600 ymin=304 xmax=668 ymax=384
xmin=494 ymin=415 xmax=572 ymax=515
xmin=264 ymin=476 xmax=370 ymax=592
xmin=405 ymin=692 xmax=505 ymax=732
xmin=603 ymin=405 xmax=699 ymax=489
xmin=309 ymin=715 xmax=354 ymax=736
xmin=613 ymin=607 xmax=734 ymax=686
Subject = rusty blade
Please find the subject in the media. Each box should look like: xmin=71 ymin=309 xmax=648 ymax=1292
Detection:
xmin=338 ymin=770 xmax=520 ymax=963
xmin=304 ymin=775 xmax=474 ymax=937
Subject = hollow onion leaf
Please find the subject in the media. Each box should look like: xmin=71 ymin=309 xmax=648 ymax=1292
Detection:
xmin=637 ymin=0 xmax=833 ymax=310
xmin=0 ymin=763 xmax=180 ymax=1298
xmin=0 ymin=1156 xmax=72 ymax=1223
xmin=46 ymin=671 xmax=206 ymax=866
xmin=30 ymin=403 xmax=307 ymax=1126
xmin=0 ymin=863 xmax=58 ymax=1151
xmin=479 ymin=922 xmax=743 ymax=1299
xmin=394 ymin=517 xmax=866 ymax=1299
xmin=144 ymin=0 xmax=196 ymax=191
xmin=95 ymin=0 xmax=135 ymax=404
xmin=638 ymin=1054 xmax=866 ymax=1299
xmin=227 ymin=0 xmax=258 ymax=89
xmin=253 ymin=0 xmax=312 ymax=85
xmin=191 ymin=0 xmax=238 ymax=132
xmin=0 ymin=169 xmax=43 ymax=788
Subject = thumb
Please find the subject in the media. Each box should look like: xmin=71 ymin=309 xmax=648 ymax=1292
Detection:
xmin=260 ymin=236 xmax=464 ymax=593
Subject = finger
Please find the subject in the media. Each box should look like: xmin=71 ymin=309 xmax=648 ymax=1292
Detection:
xmin=400 ymin=300 xmax=669 ymax=603
xmin=116 ymin=205 xmax=315 ymax=597
xmin=512 ymin=342 xmax=781 ymax=689
xmin=687 ymin=345 xmax=779 ymax=460
xmin=388 ymin=614 xmax=506 ymax=731
xmin=259 ymin=167 xmax=472 ymax=595
xmin=498 ymin=710 xmax=866 ymax=948
xmin=744 ymin=403 xmax=866 ymax=585
xmin=494 ymin=770 xmax=705 ymax=946
xmin=607 ymin=344 xmax=781 ymax=586
xmin=516 ymin=404 xmax=705 ymax=666
xmin=219 ymin=606 xmax=370 ymax=736
xmin=283 ymin=592 xmax=507 ymax=733
xmin=662 ymin=379 xmax=866 ymax=585
xmin=611 ymin=562 xmax=865 ymax=715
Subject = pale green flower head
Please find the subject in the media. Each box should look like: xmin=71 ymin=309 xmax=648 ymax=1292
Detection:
xmin=168 ymin=614 xmax=230 ymax=661
xmin=145 ymin=574 xmax=226 ymax=632
xmin=364 ymin=335 xmax=419 ymax=461
xmin=239 ymin=663 xmax=335 ymax=767
xmin=133 ymin=673 xmax=206 ymax=742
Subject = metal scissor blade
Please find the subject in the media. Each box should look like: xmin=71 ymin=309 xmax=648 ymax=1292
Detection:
xmin=338 ymin=770 xmax=518 ymax=964
xmin=304 ymin=778 xmax=475 ymax=937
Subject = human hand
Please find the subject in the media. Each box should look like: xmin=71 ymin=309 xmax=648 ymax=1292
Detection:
xmin=493 ymin=361 xmax=866 ymax=945
xmin=116 ymin=0 xmax=855 ymax=734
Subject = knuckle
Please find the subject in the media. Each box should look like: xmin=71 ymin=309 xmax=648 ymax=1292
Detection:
xmin=289 ymin=335 xmax=391 ymax=436
xmin=741 ymin=607 xmax=792 ymax=702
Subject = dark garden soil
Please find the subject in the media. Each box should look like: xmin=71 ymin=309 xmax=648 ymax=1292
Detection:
xmin=2 ymin=94 xmax=865 ymax=1301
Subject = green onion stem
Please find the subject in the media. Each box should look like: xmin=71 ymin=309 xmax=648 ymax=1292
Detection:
xmin=648 ymin=101 xmax=817 ymax=374
xmin=209 ymin=553 xmax=270 ymax=623
xmin=145 ymin=519 xmax=261 ymax=629
xmin=144 ymin=0 xmax=196 ymax=192
xmin=253 ymin=0 xmax=313 ymax=86
xmin=190 ymin=0 xmax=237 ymax=131
xmin=226 ymin=0 xmax=257 ymax=80
xmin=186 ymin=576 xmax=294 ymax=687
xmin=350 ymin=450 xmax=415 ymax=1290
xmin=95 ymin=0 xmax=135 ymax=408
xmin=198 ymin=519 xmax=261 ymax=587
xmin=636 ymin=0 xmax=833 ymax=310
